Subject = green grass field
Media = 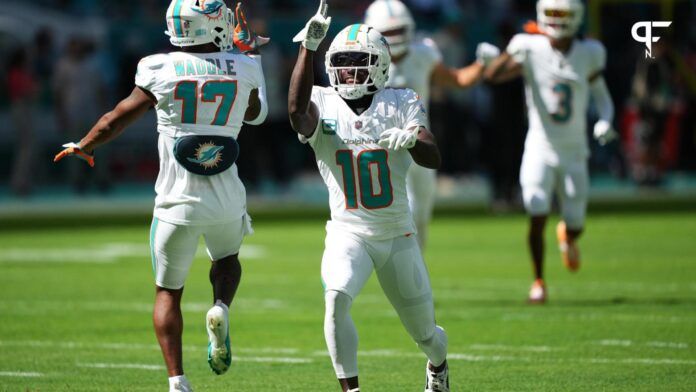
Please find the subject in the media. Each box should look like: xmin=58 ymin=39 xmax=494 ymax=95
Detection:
xmin=1 ymin=212 xmax=695 ymax=391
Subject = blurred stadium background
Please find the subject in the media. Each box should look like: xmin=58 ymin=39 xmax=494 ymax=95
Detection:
xmin=1 ymin=0 xmax=695 ymax=391
xmin=0 ymin=0 xmax=695 ymax=216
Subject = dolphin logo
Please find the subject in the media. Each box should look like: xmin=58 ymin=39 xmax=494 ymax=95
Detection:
xmin=187 ymin=145 xmax=225 ymax=165
xmin=191 ymin=0 xmax=224 ymax=15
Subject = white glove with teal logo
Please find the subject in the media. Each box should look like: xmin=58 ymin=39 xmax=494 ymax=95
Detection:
xmin=593 ymin=120 xmax=617 ymax=146
xmin=476 ymin=42 xmax=500 ymax=67
xmin=293 ymin=0 xmax=331 ymax=51
xmin=378 ymin=127 xmax=419 ymax=151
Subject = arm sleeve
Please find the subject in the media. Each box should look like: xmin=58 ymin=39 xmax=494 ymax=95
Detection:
xmin=243 ymin=55 xmax=268 ymax=126
xmin=506 ymin=34 xmax=528 ymax=64
xmin=590 ymin=76 xmax=614 ymax=123
xmin=589 ymin=40 xmax=607 ymax=74
xmin=400 ymin=89 xmax=429 ymax=130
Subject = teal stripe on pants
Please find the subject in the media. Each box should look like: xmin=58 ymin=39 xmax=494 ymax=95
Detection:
xmin=150 ymin=217 xmax=159 ymax=278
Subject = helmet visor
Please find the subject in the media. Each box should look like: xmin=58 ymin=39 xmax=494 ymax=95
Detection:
xmin=330 ymin=51 xmax=377 ymax=67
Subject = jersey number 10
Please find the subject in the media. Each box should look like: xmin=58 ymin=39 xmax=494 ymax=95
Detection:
xmin=336 ymin=149 xmax=393 ymax=210
xmin=174 ymin=80 xmax=238 ymax=126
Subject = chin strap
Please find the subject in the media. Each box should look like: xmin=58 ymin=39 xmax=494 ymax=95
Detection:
xmin=523 ymin=20 xmax=545 ymax=35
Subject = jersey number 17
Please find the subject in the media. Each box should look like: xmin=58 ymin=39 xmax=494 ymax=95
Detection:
xmin=174 ymin=80 xmax=238 ymax=126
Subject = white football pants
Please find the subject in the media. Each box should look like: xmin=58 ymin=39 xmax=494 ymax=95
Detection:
xmin=520 ymin=151 xmax=589 ymax=229
xmin=321 ymin=225 xmax=447 ymax=378
xmin=149 ymin=215 xmax=250 ymax=289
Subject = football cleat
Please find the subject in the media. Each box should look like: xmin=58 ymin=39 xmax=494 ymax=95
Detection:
xmin=206 ymin=300 xmax=231 ymax=375
xmin=424 ymin=360 xmax=449 ymax=392
xmin=556 ymin=221 xmax=580 ymax=272
xmin=528 ymin=278 xmax=547 ymax=304
xmin=170 ymin=379 xmax=193 ymax=392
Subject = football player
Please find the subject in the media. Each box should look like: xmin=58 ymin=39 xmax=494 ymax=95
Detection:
xmin=53 ymin=1 xmax=268 ymax=390
xmin=288 ymin=1 xmax=449 ymax=391
xmin=364 ymin=0 xmax=500 ymax=251
xmin=484 ymin=0 xmax=616 ymax=303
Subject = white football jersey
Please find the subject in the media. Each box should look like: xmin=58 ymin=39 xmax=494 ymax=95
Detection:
xmin=385 ymin=37 xmax=442 ymax=113
xmin=305 ymin=87 xmax=428 ymax=239
xmin=135 ymin=51 xmax=266 ymax=225
xmin=507 ymin=34 xmax=606 ymax=159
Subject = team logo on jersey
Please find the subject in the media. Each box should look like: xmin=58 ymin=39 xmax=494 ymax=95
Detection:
xmin=631 ymin=21 xmax=672 ymax=59
xmin=188 ymin=143 xmax=225 ymax=168
xmin=173 ymin=135 xmax=239 ymax=176
xmin=322 ymin=119 xmax=337 ymax=135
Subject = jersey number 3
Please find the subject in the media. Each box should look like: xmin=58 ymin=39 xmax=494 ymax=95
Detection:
xmin=174 ymin=80 xmax=238 ymax=126
xmin=336 ymin=149 xmax=393 ymax=210
xmin=551 ymin=82 xmax=573 ymax=123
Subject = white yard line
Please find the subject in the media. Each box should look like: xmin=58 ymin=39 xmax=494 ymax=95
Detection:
xmin=0 ymin=243 xmax=266 ymax=263
xmin=0 ymin=371 xmax=43 ymax=377
xmin=77 ymin=363 xmax=165 ymax=371
xmin=3 ymin=340 xmax=694 ymax=367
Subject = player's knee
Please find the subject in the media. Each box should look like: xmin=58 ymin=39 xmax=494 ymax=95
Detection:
xmin=209 ymin=254 xmax=241 ymax=283
xmin=562 ymin=207 xmax=586 ymax=230
xmin=324 ymin=290 xmax=352 ymax=321
xmin=523 ymin=187 xmax=550 ymax=215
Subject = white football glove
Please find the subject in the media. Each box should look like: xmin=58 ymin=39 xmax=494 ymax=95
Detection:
xmin=293 ymin=0 xmax=332 ymax=51
xmin=593 ymin=120 xmax=617 ymax=146
xmin=476 ymin=42 xmax=500 ymax=67
xmin=378 ymin=127 xmax=419 ymax=151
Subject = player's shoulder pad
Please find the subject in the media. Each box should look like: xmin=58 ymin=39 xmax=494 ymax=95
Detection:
xmin=581 ymin=38 xmax=607 ymax=55
xmin=412 ymin=36 xmax=439 ymax=53
xmin=383 ymin=87 xmax=420 ymax=104
xmin=137 ymin=53 xmax=169 ymax=70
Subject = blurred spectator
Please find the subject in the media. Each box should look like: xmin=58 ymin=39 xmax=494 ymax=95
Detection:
xmin=53 ymin=37 xmax=110 ymax=193
xmin=626 ymin=39 xmax=679 ymax=186
xmin=31 ymin=27 xmax=56 ymax=107
xmin=6 ymin=48 xmax=38 ymax=196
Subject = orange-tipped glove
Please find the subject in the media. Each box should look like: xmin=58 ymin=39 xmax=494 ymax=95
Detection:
xmin=232 ymin=2 xmax=270 ymax=53
xmin=54 ymin=142 xmax=94 ymax=167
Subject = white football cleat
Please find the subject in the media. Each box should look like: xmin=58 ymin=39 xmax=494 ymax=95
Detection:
xmin=424 ymin=360 xmax=449 ymax=392
xmin=528 ymin=278 xmax=547 ymax=304
xmin=169 ymin=375 xmax=193 ymax=392
xmin=206 ymin=300 xmax=231 ymax=375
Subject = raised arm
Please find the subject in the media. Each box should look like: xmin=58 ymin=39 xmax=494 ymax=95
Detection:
xmin=78 ymin=87 xmax=155 ymax=152
xmin=287 ymin=0 xmax=331 ymax=137
xmin=53 ymin=86 xmax=155 ymax=166
xmin=431 ymin=42 xmax=500 ymax=89
xmin=288 ymin=47 xmax=320 ymax=137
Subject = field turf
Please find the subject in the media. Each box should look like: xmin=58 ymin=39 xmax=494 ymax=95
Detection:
xmin=0 ymin=212 xmax=695 ymax=391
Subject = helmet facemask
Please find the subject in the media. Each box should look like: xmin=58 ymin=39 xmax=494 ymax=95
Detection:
xmin=364 ymin=0 xmax=415 ymax=57
xmin=536 ymin=0 xmax=584 ymax=39
xmin=327 ymin=51 xmax=380 ymax=100
xmin=326 ymin=25 xmax=391 ymax=100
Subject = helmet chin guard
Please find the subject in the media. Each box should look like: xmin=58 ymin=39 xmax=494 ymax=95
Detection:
xmin=165 ymin=0 xmax=233 ymax=51
xmin=326 ymin=24 xmax=391 ymax=100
